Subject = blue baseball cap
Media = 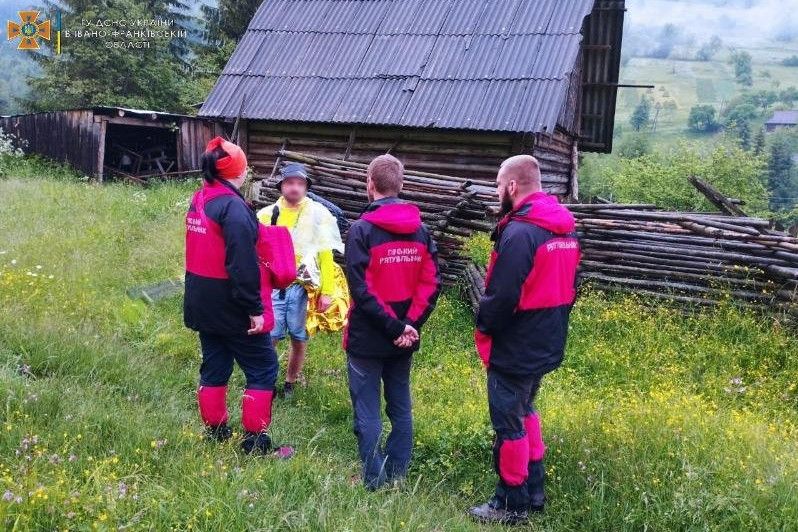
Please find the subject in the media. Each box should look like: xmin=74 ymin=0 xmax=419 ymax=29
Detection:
xmin=275 ymin=162 xmax=312 ymax=190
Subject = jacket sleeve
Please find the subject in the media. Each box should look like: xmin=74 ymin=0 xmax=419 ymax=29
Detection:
xmin=406 ymin=229 xmax=441 ymax=330
xmin=220 ymin=200 xmax=264 ymax=316
xmin=318 ymin=249 xmax=336 ymax=296
xmin=345 ymin=222 xmax=407 ymax=340
xmin=572 ymin=233 xmax=582 ymax=306
xmin=476 ymin=224 xmax=535 ymax=336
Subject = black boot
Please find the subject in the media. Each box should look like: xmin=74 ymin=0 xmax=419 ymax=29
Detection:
xmin=281 ymin=381 xmax=295 ymax=401
xmin=240 ymin=431 xmax=273 ymax=455
xmin=468 ymin=496 xmax=528 ymax=526
xmin=205 ymin=424 xmax=232 ymax=443
xmin=528 ymin=460 xmax=546 ymax=512
xmin=240 ymin=432 xmax=295 ymax=459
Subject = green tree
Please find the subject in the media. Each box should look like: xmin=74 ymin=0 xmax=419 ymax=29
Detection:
xmin=778 ymin=86 xmax=798 ymax=106
xmin=630 ymin=96 xmax=651 ymax=131
xmin=695 ymin=35 xmax=722 ymax=61
xmin=722 ymin=102 xmax=759 ymax=127
xmin=24 ymin=0 xmax=204 ymax=113
xmin=687 ymin=104 xmax=719 ymax=133
xmin=768 ymin=134 xmax=797 ymax=212
xmin=749 ymin=89 xmax=778 ymax=111
xmin=201 ymin=0 xmax=261 ymax=43
xmin=731 ymin=50 xmax=753 ymax=86
xmin=735 ymin=120 xmax=752 ymax=151
xmin=753 ymin=128 xmax=766 ymax=156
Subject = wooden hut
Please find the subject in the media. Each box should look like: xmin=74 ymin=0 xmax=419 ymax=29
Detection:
xmin=199 ymin=0 xmax=626 ymax=199
xmin=0 ymin=106 xmax=225 ymax=181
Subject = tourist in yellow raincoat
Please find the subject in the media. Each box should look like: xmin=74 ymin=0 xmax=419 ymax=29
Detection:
xmin=257 ymin=163 xmax=347 ymax=399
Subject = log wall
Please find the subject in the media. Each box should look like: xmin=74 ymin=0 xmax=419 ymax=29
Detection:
xmin=244 ymin=120 xmax=577 ymax=198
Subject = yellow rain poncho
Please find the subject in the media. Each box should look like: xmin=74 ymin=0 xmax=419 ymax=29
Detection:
xmin=257 ymin=196 xmax=349 ymax=335
xmin=306 ymin=261 xmax=350 ymax=335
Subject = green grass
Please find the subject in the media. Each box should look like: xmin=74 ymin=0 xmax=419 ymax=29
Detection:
xmin=2 ymin=158 xmax=798 ymax=530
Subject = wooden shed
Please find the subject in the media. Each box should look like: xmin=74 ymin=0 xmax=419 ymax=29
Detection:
xmin=0 ymin=106 xmax=226 ymax=181
xmin=198 ymin=0 xmax=626 ymax=199
xmin=765 ymin=110 xmax=798 ymax=133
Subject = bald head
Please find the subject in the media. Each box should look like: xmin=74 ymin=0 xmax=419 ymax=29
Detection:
xmin=495 ymin=155 xmax=542 ymax=213
xmin=498 ymin=155 xmax=542 ymax=191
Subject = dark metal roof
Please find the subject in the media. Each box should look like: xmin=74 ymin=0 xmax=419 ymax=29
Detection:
xmin=199 ymin=0 xmax=596 ymax=134
xmin=766 ymin=110 xmax=798 ymax=126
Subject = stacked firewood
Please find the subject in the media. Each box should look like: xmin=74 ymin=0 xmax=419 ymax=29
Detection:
xmin=462 ymin=203 xmax=798 ymax=317
xmin=463 ymin=262 xmax=487 ymax=311
xmin=571 ymin=203 xmax=798 ymax=314
xmin=254 ymin=150 xmax=494 ymax=285
xmin=253 ymin=152 xmax=797 ymax=315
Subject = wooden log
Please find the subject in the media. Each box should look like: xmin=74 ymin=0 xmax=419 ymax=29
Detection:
xmin=579 ymin=238 xmax=792 ymax=267
xmin=580 ymin=260 xmax=783 ymax=291
xmin=580 ymin=272 xmax=778 ymax=303
xmin=688 ymin=176 xmax=748 ymax=217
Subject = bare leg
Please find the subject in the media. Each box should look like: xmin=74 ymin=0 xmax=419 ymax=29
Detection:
xmin=286 ymin=340 xmax=307 ymax=384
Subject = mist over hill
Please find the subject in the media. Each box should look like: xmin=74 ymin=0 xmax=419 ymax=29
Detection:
xmin=625 ymin=0 xmax=798 ymax=56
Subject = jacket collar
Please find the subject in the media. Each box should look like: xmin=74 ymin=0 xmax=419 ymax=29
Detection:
xmin=207 ymin=178 xmax=253 ymax=209
xmin=364 ymin=195 xmax=402 ymax=213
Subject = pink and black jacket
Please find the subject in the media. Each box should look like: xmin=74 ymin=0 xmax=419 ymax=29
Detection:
xmin=344 ymin=197 xmax=441 ymax=358
xmin=184 ymin=180 xmax=266 ymax=335
xmin=475 ymin=192 xmax=581 ymax=376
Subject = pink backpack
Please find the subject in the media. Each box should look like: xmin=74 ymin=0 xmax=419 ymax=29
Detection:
xmin=257 ymin=224 xmax=296 ymax=290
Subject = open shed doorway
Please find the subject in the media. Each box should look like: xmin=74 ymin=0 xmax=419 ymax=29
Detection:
xmin=103 ymin=123 xmax=178 ymax=182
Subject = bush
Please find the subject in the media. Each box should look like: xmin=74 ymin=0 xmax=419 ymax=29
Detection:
xmin=600 ymin=140 xmax=768 ymax=212
xmin=0 ymin=127 xmax=25 ymax=177
xmin=616 ymin=132 xmax=652 ymax=159
xmin=0 ymin=153 xmax=85 ymax=181
xmin=463 ymin=233 xmax=492 ymax=267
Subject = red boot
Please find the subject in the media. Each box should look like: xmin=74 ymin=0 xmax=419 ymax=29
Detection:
xmin=240 ymin=389 xmax=294 ymax=458
xmin=198 ymin=385 xmax=231 ymax=442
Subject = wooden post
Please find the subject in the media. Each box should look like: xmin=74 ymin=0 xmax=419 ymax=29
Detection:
xmin=96 ymin=118 xmax=107 ymax=182
xmin=569 ymin=140 xmax=579 ymax=202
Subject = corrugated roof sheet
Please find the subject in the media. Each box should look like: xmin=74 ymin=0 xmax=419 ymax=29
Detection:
xmin=766 ymin=110 xmax=798 ymax=125
xmin=199 ymin=0 xmax=596 ymax=134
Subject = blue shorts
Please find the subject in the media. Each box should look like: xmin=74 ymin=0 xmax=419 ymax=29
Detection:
xmin=271 ymin=284 xmax=309 ymax=342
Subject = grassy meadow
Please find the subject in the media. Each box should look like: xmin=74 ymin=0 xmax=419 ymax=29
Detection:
xmin=616 ymin=41 xmax=798 ymax=146
xmin=2 ymin=160 xmax=798 ymax=530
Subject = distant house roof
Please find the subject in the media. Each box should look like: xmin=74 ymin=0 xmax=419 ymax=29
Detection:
xmin=766 ymin=110 xmax=798 ymax=126
xmin=199 ymin=0 xmax=601 ymax=136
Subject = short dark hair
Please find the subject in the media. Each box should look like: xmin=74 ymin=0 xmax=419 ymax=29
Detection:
xmin=367 ymin=154 xmax=404 ymax=195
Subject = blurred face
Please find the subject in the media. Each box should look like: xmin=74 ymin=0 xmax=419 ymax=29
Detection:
xmin=227 ymin=168 xmax=248 ymax=189
xmin=280 ymin=176 xmax=308 ymax=205
xmin=496 ymin=168 xmax=518 ymax=216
